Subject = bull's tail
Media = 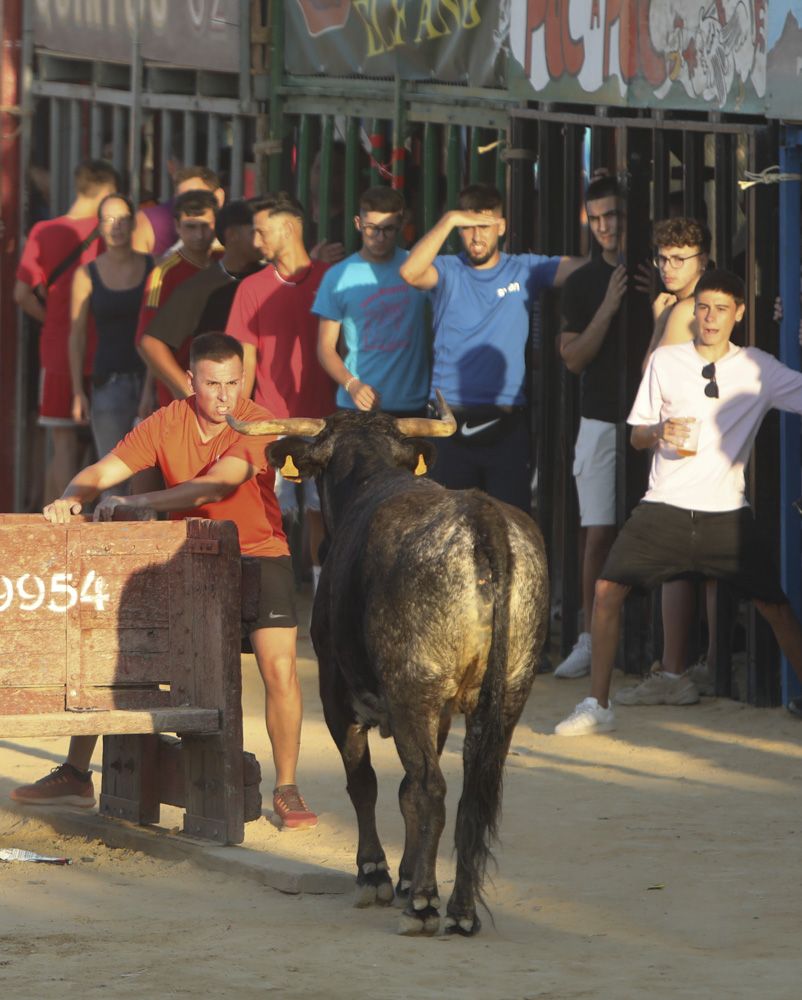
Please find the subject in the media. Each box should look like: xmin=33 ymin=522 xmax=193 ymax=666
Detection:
xmin=454 ymin=499 xmax=516 ymax=912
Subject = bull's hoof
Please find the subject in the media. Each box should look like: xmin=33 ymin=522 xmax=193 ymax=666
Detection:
xmin=354 ymin=860 xmax=394 ymax=908
xmin=397 ymin=905 xmax=440 ymax=936
xmin=443 ymin=913 xmax=482 ymax=937
xmin=394 ymin=877 xmax=412 ymax=902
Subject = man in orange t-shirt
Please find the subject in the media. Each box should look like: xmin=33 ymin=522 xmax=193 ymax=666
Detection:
xmin=11 ymin=333 xmax=317 ymax=830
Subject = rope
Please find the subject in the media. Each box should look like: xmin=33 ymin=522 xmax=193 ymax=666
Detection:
xmin=738 ymin=165 xmax=802 ymax=190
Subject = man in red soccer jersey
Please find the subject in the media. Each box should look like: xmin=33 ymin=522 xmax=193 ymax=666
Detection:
xmin=14 ymin=159 xmax=119 ymax=498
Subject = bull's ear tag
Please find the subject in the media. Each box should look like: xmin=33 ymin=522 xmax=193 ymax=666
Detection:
xmin=280 ymin=455 xmax=302 ymax=482
xmin=414 ymin=453 xmax=428 ymax=476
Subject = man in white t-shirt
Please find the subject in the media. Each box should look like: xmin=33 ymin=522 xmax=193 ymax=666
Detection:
xmin=556 ymin=269 xmax=802 ymax=735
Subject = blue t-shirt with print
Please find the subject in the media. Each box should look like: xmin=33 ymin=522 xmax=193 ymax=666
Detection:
xmin=431 ymin=252 xmax=560 ymax=407
xmin=312 ymin=247 xmax=429 ymax=412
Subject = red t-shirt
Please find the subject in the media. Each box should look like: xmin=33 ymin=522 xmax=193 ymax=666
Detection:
xmin=111 ymin=396 xmax=288 ymax=558
xmin=16 ymin=215 xmax=100 ymax=370
xmin=226 ymin=260 xmax=336 ymax=419
xmin=136 ymin=251 xmax=221 ymax=407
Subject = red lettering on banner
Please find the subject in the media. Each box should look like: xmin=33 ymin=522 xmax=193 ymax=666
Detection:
xmin=525 ymin=0 xmax=583 ymax=79
xmin=754 ymin=0 xmax=766 ymax=52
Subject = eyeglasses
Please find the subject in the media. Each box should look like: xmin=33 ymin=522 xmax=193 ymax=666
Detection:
xmin=360 ymin=222 xmax=400 ymax=237
xmin=702 ymin=362 xmax=719 ymax=398
xmin=653 ymin=251 xmax=703 ymax=270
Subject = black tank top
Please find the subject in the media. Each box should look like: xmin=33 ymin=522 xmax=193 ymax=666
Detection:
xmin=88 ymin=256 xmax=153 ymax=376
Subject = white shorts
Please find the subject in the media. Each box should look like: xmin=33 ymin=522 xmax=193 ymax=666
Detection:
xmin=572 ymin=417 xmax=617 ymax=527
xmin=274 ymin=470 xmax=320 ymax=516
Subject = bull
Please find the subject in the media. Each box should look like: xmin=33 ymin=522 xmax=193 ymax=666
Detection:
xmin=229 ymin=394 xmax=548 ymax=936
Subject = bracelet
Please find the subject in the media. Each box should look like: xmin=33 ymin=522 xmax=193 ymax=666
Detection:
xmin=343 ymin=375 xmax=357 ymax=393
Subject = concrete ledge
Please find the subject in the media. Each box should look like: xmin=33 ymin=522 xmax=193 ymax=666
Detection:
xmin=0 ymin=805 xmax=352 ymax=895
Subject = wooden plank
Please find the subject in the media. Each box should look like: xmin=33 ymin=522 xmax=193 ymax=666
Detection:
xmin=0 ymin=689 xmax=65 ymax=714
xmin=181 ymin=519 xmax=245 ymax=844
xmin=0 ymin=630 xmax=67 ymax=685
xmin=0 ymin=706 xmax=220 ymax=737
xmin=77 ymin=569 xmax=171 ymax=628
xmin=100 ymin=733 xmax=160 ymax=825
xmin=70 ymin=687 xmax=172 ymax=711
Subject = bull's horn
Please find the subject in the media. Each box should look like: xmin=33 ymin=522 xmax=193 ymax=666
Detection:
xmin=226 ymin=414 xmax=326 ymax=437
xmin=394 ymin=390 xmax=456 ymax=437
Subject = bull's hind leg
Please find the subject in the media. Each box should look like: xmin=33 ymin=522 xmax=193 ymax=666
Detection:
xmin=321 ymin=672 xmax=393 ymax=908
xmin=396 ymin=712 xmax=451 ymax=902
xmin=391 ymin=717 xmax=446 ymax=936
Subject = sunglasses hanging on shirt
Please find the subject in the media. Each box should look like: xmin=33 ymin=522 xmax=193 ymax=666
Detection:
xmin=702 ymin=363 xmax=719 ymax=398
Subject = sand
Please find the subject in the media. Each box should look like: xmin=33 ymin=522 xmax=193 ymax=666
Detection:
xmin=2 ymin=606 xmax=801 ymax=1000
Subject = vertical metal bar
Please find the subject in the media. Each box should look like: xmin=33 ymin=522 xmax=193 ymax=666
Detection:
xmin=230 ymin=116 xmax=244 ymax=199
xmin=445 ymin=124 xmax=461 ymax=252
xmin=422 ymin=122 xmax=438 ymax=233
xmin=296 ymin=114 xmax=312 ymax=211
xmin=652 ymin=128 xmax=669 ymax=221
xmin=469 ymin=126 xmax=481 ymax=183
xmin=317 ymin=116 xmax=333 ymax=243
xmin=49 ymin=99 xmax=63 ymax=215
xmin=160 ymin=110 xmax=173 ymax=197
xmin=90 ymin=102 xmax=104 ymax=159
xmin=682 ymin=131 xmax=703 ymax=219
xmin=268 ymin=0 xmax=285 ymax=190
xmin=343 ymin=116 xmax=359 ymax=255
xmin=369 ymin=118 xmax=384 ymax=186
xmin=111 ymin=105 xmax=125 ymax=181
xmin=714 ymin=133 xmax=734 ymax=270
xmin=206 ymin=114 xmax=221 ymax=174
xmin=128 ymin=11 xmax=143 ymax=206
xmin=391 ymin=75 xmax=406 ymax=193
xmin=69 ymin=99 xmax=81 ymax=184
xmin=494 ymin=127 xmax=506 ymax=200
xmin=778 ymin=127 xmax=802 ymax=707
xmin=238 ymin=0 xmax=252 ymax=112
xmin=183 ymin=111 xmax=197 ymax=166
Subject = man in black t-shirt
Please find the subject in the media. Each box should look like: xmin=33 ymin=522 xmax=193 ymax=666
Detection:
xmin=554 ymin=176 xmax=630 ymax=679
xmin=139 ymin=200 xmax=264 ymax=399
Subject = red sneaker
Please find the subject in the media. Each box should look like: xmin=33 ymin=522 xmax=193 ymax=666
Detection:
xmin=10 ymin=763 xmax=96 ymax=808
xmin=272 ymin=785 xmax=318 ymax=829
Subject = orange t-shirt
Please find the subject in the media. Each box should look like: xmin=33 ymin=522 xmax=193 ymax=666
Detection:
xmin=112 ymin=397 xmax=288 ymax=558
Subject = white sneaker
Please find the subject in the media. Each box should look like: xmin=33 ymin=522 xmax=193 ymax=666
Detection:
xmin=554 ymin=632 xmax=592 ymax=679
xmin=687 ymin=659 xmax=714 ymax=696
xmin=614 ymin=670 xmax=700 ymax=706
xmin=554 ymin=697 xmax=616 ymax=736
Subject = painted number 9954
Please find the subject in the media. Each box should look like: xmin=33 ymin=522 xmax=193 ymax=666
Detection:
xmin=0 ymin=571 xmax=110 ymax=613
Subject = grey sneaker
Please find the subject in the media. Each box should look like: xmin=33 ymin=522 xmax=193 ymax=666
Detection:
xmin=554 ymin=697 xmax=616 ymax=736
xmin=614 ymin=671 xmax=700 ymax=706
xmin=687 ymin=659 xmax=714 ymax=696
xmin=554 ymin=632 xmax=592 ymax=679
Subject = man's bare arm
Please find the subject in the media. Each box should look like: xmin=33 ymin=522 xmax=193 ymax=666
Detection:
xmin=44 ymin=454 xmax=137 ymax=523
xmin=138 ymin=334 xmax=191 ymax=400
xmin=400 ymin=210 xmax=500 ymax=289
xmin=14 ymin=278 xmax=46 ymax=324
xmin=317 ymin=317 xmax=379 ymax=410
xmin=559 ymin=265 xmax=627 ymax=374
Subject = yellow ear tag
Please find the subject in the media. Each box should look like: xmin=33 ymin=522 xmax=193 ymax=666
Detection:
xmin=414 ymin=453 xmax=428 ymax=476
xmin=280 ymin=455 xmax=302 ymax=482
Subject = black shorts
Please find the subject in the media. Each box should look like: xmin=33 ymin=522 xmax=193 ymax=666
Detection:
xmin=250 ymin=556 xmax=298 ymax=630
xmin=601 ymin=502 xmax=788 ymax=605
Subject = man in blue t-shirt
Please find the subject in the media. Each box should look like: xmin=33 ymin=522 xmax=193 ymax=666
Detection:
xmin=400 ymin=183 xmax=582 ymax=511
xmin=314 ymin=187 xmax=429 ymax=416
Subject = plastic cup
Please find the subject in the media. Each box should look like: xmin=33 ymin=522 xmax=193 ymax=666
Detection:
xmin=676 ymin=418 xmax=700 ymax=457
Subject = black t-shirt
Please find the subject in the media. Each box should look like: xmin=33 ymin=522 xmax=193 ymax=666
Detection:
xmin=561 ymin=257 xmax=623 ymax=423
xmin=195 ymin=263 xmax=263 ymax=334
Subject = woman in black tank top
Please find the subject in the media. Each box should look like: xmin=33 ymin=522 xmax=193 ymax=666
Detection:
xmin=69 ymin=194 xmax=154 ymax=471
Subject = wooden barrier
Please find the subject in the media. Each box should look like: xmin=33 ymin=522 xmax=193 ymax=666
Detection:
xmin=0 ymin=514 xmax=262 ymax=844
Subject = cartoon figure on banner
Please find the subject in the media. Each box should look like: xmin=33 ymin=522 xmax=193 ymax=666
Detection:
xmin=654 ymin=1 xmax=766 ymax=107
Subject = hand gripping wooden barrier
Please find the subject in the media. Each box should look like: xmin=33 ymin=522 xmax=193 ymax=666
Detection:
xmin=0 ymin=513 xmax=262 ymax=844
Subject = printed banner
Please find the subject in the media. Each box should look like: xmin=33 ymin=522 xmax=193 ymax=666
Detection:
xmin=508 ymin=0 xmax=768 ymax=115
xmin=33 ymin=0 xmax=240 ymax=74
xmin=285 ymin=0 xmax=509 ymax=86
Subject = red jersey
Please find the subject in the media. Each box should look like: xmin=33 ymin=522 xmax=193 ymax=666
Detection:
xmin=112 ymin=396 xmax=288 ymax=558
xmin=136 ymin=251 xmax=221 ymax=407
xmin=226 ymin=260 xmax=336 ymax=419
xmin=16 ymin=215 xmax=101 ymax=370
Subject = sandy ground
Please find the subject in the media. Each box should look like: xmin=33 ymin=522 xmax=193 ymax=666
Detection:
xmin=2 ymin=591 xmax=802 ymax=1000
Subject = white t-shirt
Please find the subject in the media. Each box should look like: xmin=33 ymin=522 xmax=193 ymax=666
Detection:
xmin=629 ymin=341 xmax=802 ymax=512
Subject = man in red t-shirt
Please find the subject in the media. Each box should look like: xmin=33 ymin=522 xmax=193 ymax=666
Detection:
xmin=135 ymin=189 xmax=221 ymax=411
xmin=14 ymin=159 xmax=119 ymax=499
xmin=226 ymin=192 xmax=336 ymax=592
xmin=11 ymin=333 xmax=318 ymax=830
